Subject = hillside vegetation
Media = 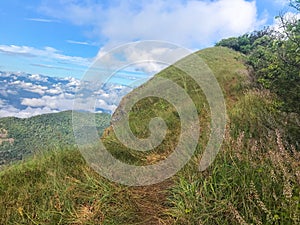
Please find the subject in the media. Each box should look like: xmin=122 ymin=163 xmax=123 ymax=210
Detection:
xmin=0 ymin=47 xmax=299 ymax=224
xmin=0 ymin=111 xmax=110 ymax=166
xmin=216 ymin=2 xmax=300 ymax=116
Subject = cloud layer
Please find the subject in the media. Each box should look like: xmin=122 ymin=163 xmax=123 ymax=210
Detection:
xmin=0 ymin=45 xmax=90 ymax=66
xmin=0 ymin=71 xmax=133 ymax=118
xmin=40 ymin=0 xmax=265 ymax=49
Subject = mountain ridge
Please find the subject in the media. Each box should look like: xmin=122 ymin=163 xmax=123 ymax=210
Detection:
xmin=0 ymin=46 xmax=299 ymax=224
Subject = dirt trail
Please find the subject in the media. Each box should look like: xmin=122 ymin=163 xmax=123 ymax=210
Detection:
xmin=129 ymin=179 xmax=173 ymax=225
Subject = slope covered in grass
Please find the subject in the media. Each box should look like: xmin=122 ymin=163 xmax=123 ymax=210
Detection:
xmin=102 ymin=47 xmax=250 ymax=164
xmin=0 ymin=47 xmax=299 ymax=224
xmin=0 ymin=148 xmax=168 ymax=224
xmin=101 ymin=46 xmax=300 ymax=224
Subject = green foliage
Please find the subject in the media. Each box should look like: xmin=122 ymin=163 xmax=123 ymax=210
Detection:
xmin=218 ymin=12 xmax=300 ymax=115
xmin=216 ymin=30 xmax=272 ymax=55
xmin=0 ymin=111 xmax=110 ymax=165
xmin=216 ymin=37 xmax=243 ymax=52
xmin=247 ymin=19 xmax=300 ymax=114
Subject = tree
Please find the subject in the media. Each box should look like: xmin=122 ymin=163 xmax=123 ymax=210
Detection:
xmin=245 ymin=7 xmax=300 ymax=113
xmin=216 ymin=37 xmax=241 ymax=52
xmin=216 ymin=29 xmax=272 ymax=55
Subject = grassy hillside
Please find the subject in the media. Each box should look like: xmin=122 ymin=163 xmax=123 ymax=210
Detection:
xmin=101 ymin=47 xmax=300 ymax=224
xmin=0 ymin=111 xmax=110 ymax=166
xmin=103 ymin=47 xmax=250 ymax=164
xmin=0 ymin=47 xmax=299 ymax=224
xmin=0 ymin=148 xmax=168 ymax=224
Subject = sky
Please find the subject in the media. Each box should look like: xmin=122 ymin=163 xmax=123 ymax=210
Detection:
xmin=0 ymin=0 xmax=295 ymax=80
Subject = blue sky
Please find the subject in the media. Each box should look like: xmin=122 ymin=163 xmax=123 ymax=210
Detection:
xmin=0 ymin=0 xmax=294 ymax=80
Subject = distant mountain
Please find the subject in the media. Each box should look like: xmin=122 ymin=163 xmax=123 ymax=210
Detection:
xmin=0 ymin=110 xmax=110 ymax=165
xmin=0 ymin=71 xmax=133 ymax=118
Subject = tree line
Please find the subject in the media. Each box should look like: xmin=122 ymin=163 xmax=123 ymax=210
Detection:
xmin=216 ymin=0 xmax=300 ymax=114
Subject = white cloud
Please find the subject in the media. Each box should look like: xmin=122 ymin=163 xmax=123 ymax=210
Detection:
xmin=21 ymin=98 xmax=46 ymax=107
xmin=0 ymin=45 xmax=90 ymax=66
xmin=10 ymin=80 xmax=48 ymax=95
xmin=26 ymin=18 xmax=59 ymax=23
xmin=97 ymin=99 xmax=117 ymax=112
xmin=46 ymin=88 xmax=62 ymax=95
xmin=67 ymin=40 xmax=94 ymax=46
xmin=1 ymin=85 xmax=127 ymax=118
xmin=65 ymin=77 xmax=81 ymax=86
xmin=0 ymin=105 xmax=59 ymax=118
xmin=94 ymin=42 xmax=192 ymax=76
xmin=0 ymin=105 xmax=21 ymax=117
xmin=40 ymin=0 xmax=264 ymax=49
xmin=0 ymin=72 xmax=137 ymax=118
xmin=6 ymin=90 xmax=18 ymax=95
xmin=119 ymin=46 xmax=180 ymax=74
xmin=29 ymin=74 xmax=48 ymax=82
xmin=21 ymin=93 xmax=75 ymax=110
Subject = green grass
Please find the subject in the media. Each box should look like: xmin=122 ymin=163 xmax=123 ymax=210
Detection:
xmin=102 ymin=47 xmax=300 ymax=224
xmin=166 ymin=125 xmax=300 ymax=224
xmin=0 ymin=47 xmax=299 ymax=224
xmin=103 ymin=47 xmax=250 ymax=164
xmin=0 ymin=148 xmax=149 ymax=224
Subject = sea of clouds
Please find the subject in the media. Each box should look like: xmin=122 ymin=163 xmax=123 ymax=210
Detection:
xmin=0 ymin=71 xmax=133 ymax=118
